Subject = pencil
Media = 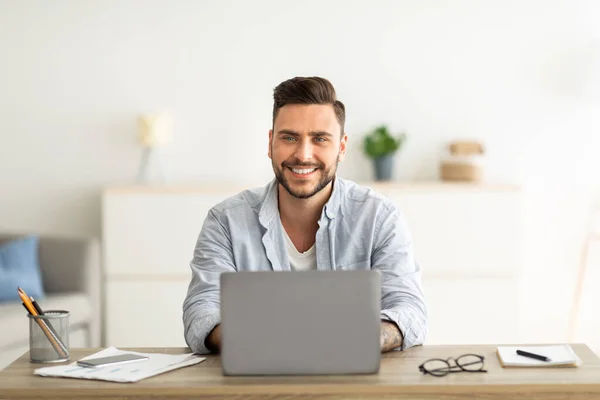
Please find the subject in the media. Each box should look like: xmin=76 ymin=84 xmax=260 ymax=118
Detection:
xmin=30 ymin=295 xmax=69 ymax=356
xmin=18 ymin=287 xmax=69 ymax=359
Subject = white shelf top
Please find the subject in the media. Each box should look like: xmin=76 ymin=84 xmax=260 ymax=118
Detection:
xmin=104 ymin=181 xmax=521 ymax=195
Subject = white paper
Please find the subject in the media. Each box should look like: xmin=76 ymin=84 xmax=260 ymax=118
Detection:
xmin=34 ymin=347 xmax=205 ymax=383
xmin=497 ymin=345 xmax=582 ymax=367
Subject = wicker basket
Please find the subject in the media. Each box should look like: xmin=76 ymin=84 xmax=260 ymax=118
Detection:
xmin=440 ymin=161 xmax=482 ymax=182
xmin=440 ymin=140 xmax=485 ymax=182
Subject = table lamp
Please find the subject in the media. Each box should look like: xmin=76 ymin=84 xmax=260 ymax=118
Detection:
xmin=136 ymin=112 xmax=173 ymax=183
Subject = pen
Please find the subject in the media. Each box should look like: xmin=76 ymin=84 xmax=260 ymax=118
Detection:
xmin=516 ymin=349 xmax=551 ymax=362
xmin=31 ymin=297 xmax=44 ymax=315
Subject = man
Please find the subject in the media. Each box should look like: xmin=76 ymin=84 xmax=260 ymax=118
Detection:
xmin=183 ymin=76 xmax=427 ymax=354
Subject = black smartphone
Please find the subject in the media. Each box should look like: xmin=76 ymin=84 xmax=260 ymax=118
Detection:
xmin=76 ymin=353 xmax=149 ymax=368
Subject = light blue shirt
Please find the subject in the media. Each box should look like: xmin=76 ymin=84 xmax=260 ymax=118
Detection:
xmin=183 ymin=177 xmax=428 ymax=354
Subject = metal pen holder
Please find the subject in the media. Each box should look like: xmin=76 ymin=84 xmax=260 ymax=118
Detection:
xmin=28 ymin=310 xmax=70 ymax=363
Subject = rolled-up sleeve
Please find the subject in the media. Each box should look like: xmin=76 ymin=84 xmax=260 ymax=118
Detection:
xmin=373 ymin=203 xmax=428 ymax=350
xmin=183 ymin=209 xmax=236 ymax=354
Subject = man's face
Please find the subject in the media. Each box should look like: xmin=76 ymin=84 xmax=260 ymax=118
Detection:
xmin=268 ymin=104 xmax=347 ymax=199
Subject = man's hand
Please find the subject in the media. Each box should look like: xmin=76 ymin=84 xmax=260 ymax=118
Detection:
xmin=205 ymin=324 xmax=221 ymax=353
xmin=380 ymin=320 xmax=403 ymax=353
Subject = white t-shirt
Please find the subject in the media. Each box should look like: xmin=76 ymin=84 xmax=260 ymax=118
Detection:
xmin=283 ymin=229 xmax=317 ymax=271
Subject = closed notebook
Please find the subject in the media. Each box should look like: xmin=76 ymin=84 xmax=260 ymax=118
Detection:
xmin=496 ymin=345 xmax=582 ymax=368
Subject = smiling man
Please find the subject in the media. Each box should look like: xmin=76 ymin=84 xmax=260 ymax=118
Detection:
xmin=183 ymin=77 xmax=428 ymax=354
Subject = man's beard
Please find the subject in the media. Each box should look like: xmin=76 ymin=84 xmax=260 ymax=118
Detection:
xmin=273 ymin=155 xmax=339 ymax=199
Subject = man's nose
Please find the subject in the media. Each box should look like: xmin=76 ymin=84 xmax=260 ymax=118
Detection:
xmin=294 ymin=139 xmax=313 ymax=162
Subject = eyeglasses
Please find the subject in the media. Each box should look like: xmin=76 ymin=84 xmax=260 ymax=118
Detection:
xmin=418 ymin=354 xmax=487 ymax=377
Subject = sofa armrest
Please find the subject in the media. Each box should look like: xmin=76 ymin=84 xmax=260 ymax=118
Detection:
xmin=37 ymin=236 xmax=99 ymax=294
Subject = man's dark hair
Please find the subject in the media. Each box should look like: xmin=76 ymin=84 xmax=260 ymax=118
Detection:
xmin=272 ymin=77 xmax=345 ymax=134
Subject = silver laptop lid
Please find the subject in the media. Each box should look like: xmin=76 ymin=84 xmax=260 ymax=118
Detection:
xmin=220 ymin=270 xmax=381 ymax=375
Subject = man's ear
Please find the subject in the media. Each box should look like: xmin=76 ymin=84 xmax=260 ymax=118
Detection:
xmin=268 ymin=129 xmax=273 ymax=159
xmin=339 ymin=133 xmax=348 ymax=162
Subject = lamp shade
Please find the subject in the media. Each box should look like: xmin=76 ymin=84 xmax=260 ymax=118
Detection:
xmin=138 ymin=113 xmax=173 ymax=147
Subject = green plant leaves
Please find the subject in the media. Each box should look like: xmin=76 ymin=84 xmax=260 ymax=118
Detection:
xmin=363 ymin=125 xmax=406 ymax=159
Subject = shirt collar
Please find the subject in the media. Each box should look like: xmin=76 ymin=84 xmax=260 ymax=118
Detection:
xmin=258 ymin=178 xmax=279 ymax=228
xmin=258 ymin=176 xmax=343 ymax=227
xmin=322 ymin=176 xmax=342 ymax=220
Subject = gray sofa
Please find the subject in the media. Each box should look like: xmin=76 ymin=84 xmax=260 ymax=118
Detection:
xmin=0 ymin=234 xmax=101 ymax=369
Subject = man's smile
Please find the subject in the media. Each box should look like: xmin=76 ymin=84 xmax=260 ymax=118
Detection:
xmin=287 ymin=167 xmax=318 ymax=178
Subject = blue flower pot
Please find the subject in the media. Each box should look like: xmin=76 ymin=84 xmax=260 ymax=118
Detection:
xmin=373 ymin=154 xmax=395 ymax=181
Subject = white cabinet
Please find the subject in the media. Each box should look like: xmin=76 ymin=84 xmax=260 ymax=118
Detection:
xmin=103 ymin=182 xmax=523 ymax=347
xmin=424 ymin=278 xmax=520 ymax=344
xmin=380 ymin=186 xmax=523 ymax=279
xmin=104 ymin=280 xmax=190 ymax=347
xmin=103 ymin=192 xmax=231 ymax=277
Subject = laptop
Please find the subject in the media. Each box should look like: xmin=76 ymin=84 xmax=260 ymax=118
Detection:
xmin=220 ymin=270 xmax=381 ymax=376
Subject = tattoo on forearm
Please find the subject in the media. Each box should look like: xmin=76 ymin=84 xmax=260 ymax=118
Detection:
xmin=380 ymin=321 xmax=403 ymax=352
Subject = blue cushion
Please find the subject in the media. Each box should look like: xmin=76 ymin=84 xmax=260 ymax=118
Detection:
xmin=0 ymin=236 xmax=45 ymax=302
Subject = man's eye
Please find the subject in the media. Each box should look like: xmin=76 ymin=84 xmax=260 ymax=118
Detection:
xmin=283 ymin=136 xmax=297 ymax=142
xmin=314 ymin=137 xmax=327 ymax=142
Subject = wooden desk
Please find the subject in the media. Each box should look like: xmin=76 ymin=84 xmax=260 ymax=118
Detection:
xmin=1 ymin=344 xmax=599 ymax=399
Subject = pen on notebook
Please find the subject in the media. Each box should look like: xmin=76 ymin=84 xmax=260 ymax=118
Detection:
xmin=18 ymin=287 xmax=69 ymax=358
xmin=516 ymin=349 xmax=551 ymax=362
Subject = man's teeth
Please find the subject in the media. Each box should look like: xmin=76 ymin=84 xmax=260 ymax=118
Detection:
xmin=291 ymin=168 xmax=316 ymax=174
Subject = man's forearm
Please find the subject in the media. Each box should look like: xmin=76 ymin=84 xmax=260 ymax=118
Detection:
xmin=205 ymin=324 xmax=221 ymax=353
xmin=380 ymin=320 xmax=403 ymax=352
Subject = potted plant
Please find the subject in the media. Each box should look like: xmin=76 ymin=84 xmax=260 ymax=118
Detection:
xmin=363 ymin=125 xmax=407 ymax=181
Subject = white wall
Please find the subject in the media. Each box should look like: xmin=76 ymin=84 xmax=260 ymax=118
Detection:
xmin=1 ymin=0 xmax=600 ymax=346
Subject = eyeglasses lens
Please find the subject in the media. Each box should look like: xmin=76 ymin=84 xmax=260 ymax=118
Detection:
xmin=423 ymin=359 xmax=451 ymax=376
xmin=457 ymin=355 xmax=484 ymax=371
